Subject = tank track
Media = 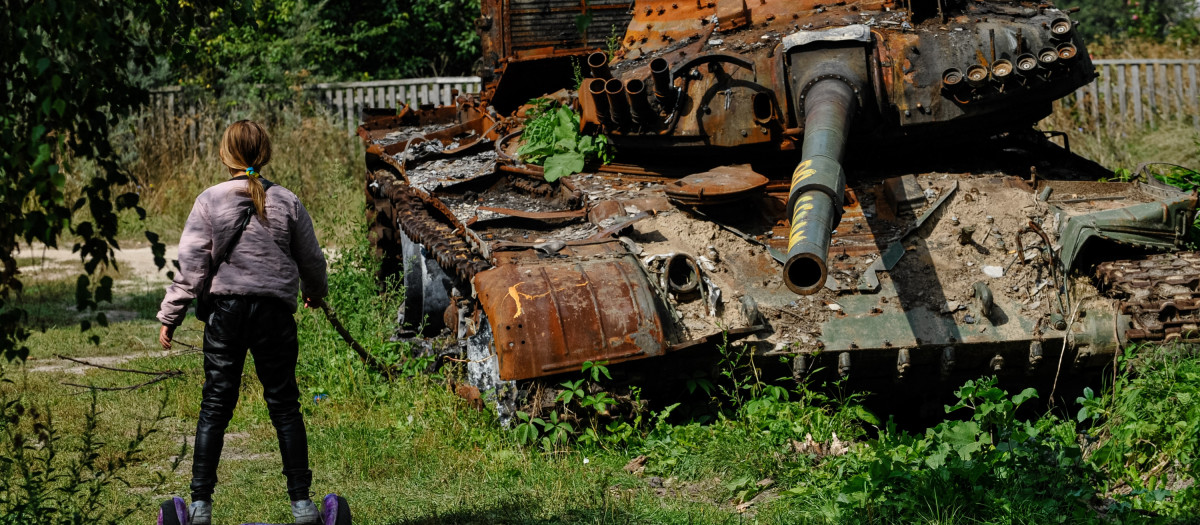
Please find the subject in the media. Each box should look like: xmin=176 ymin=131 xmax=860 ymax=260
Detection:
xmin=1096 ymin=251 xmax=1200 ymax=342
xmin=371 ymin=170 xmax=491 ymax=283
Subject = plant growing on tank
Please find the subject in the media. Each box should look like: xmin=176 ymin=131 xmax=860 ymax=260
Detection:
xmin=516 ymin=100 xmax=614 ymax=183
xmin=512 ymin=361 xmax=647 ymax=450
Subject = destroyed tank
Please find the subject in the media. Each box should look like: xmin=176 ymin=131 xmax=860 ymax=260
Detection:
xmin=356 ymin=0 xmax=1199 ymax=417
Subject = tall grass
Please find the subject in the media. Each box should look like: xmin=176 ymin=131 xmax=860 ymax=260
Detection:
xmin=107 ymin=103 xmax=364 ymax=246
xmin=1038 ymin=40 xmax=1200 ymax=172
xmin=1040 ymin=108 xmax=1200 ymax=172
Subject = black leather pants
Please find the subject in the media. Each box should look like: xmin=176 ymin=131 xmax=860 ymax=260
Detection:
xmin=191 ymin=296 xmax=312 ymax=503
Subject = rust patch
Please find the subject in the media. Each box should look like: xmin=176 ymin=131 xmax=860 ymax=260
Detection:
xmin=665 ymin=164 xmax=769 ymax=205
xmin=474 ymin=242 xmax=670 ymax=380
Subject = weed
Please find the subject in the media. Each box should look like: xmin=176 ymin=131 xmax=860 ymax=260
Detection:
xmin=1078 ymin=344 xmax=1200 ymax=517
xmin=1145 ymin=162 xmax=1200 ymax=192
xmin=571 ymin=57 xmax=585 ymax=90
xmin=835 ymin=377 xmax=1096 ymax=523
xmin=513 ymin=361 xmax=641 ymax=451
xmin=605 ymin=25 xmax=622 ymax=61
xmin=0 ymin=377 xmax=172 ymax=524
xmin=516 ymin=101 xmax=614 ymax=182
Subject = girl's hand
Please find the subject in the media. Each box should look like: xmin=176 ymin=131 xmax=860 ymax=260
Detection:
xmin=159 ymin=324 xmax=176 ymax=349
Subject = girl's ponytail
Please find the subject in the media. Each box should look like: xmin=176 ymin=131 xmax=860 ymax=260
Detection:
xmin=246 ymin=173 xmax=267 ymax=222
xmin=219 ymin=121 xmax=273 ymax=222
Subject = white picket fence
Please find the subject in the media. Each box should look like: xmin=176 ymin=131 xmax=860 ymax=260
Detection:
xmin=1061 ymin=59 xmax=1200 ymax=129
xmin=146 ymin=76 xmax=484 ymax=139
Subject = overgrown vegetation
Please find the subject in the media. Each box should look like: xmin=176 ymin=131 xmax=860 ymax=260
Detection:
xmin=0 ymin=381 xmax=172 ymax=524
xmin=107 ymin=104 xmax=364 ymax=244
xmin=178 ymin=0 xmax=481 ymax=97
xmin=516 ymin=100 xmax=614 ymax=182
xmin=474 ymin=320 xmax=1200 ymax=521
xmin=834 ymin=379 xmax=1096 ymax=522
xmin=1079 ymin=345 xmax=1200 ymax=517
xmin=9 ymin=214 xmax=1200 ymax=523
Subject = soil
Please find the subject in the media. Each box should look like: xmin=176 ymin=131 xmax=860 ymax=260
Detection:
xmin=884 ymin=175 xmax=1056 ymax=316
xmin=19 ymin=243 xmax=179 ymax=369
xmin=18 ymin=244 xmax=178 ymax=285
xmin=25 ymin=350 xmax=177 ymax=374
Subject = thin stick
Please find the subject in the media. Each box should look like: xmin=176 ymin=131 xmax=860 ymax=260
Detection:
xmin=171 ymin=340 xmax=202 ymax=352
xmin=1049 ymin=295 xmax=1086 ymax=405
xmin=776 ymin=308 xmax=807 ymax=323
xmin=62 ymin=372 xmax=181 ymax=392
xmin=53 ymin=354 xmax=177 ymax=376
xmin=443 ymin=354 xmax=494 ymax=365
xmin=318 ymin=301 xmax=396 ymax=379
xmin=1112 ymin=299 xmax=1121 ymax=398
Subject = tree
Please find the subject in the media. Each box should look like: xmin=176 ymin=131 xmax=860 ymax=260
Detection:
xmin=0 ymin=1 xmax=211 ymax=361
xmin=1064 ymin=0 xmax=1199 ymax=41
xmin=318 ymin=0 xmax=482 ymax=79
xmin=182 ymin=0 xmax=482 ymax=93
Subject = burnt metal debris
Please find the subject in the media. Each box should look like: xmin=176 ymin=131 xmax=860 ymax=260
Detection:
xmin=358 ymin=0 xmax=1199 ymax=417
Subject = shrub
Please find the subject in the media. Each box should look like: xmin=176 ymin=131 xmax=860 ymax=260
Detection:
xmin=0 ymin=376 xmax=171 ymax=524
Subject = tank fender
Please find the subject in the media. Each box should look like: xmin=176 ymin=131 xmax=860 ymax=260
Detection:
xmin=472 ymin=242 xmax=678 ymax=381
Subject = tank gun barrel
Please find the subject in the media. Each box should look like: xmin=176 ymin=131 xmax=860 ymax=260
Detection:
xmin=783 ymin=79 xmax=857 ymax=295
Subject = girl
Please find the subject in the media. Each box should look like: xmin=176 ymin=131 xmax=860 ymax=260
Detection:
xmin=157 ymin=120 xmax=327 ymax=525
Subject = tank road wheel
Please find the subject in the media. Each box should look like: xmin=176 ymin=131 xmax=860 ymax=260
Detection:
xmin=398 ymin=229 xmax=454 ymax=335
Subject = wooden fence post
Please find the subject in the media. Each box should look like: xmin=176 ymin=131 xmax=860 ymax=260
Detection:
xmin=1116 ymin=64 xmax=1127 ymax=119
xmin=1189 ymin=64 xmax=1198 ymax=129
xmin=1131 ymin=64 xmax=1143 ymax=126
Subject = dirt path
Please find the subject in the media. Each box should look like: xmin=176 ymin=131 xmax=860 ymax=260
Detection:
xmin=20 ymin=243 xmax=178 ymax=285
xmin=26 ymin=350 xmax=178 ymax=374
xmin=19 ymin=244 xmax=181 ymax=369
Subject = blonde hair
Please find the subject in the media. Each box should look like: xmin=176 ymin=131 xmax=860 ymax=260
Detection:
xmin=219 ymin=120 xmax=272 ymax=222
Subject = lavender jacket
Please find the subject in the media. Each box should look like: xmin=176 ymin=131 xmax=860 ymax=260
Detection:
xmin=157 ymin=178 xmax=328 ymax=326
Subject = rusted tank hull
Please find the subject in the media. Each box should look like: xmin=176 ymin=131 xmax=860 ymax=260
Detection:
xmin=357 ymin=0 xmax=1196 ymax=414
xmin=362 ymin=105 xmax=1197 ymax=388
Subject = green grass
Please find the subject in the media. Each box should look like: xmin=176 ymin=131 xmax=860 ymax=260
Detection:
xmin=7 ymin=81 xmax=1200 ymax=524
xmin=10 ymin=240 xmax=1200 ymax=523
